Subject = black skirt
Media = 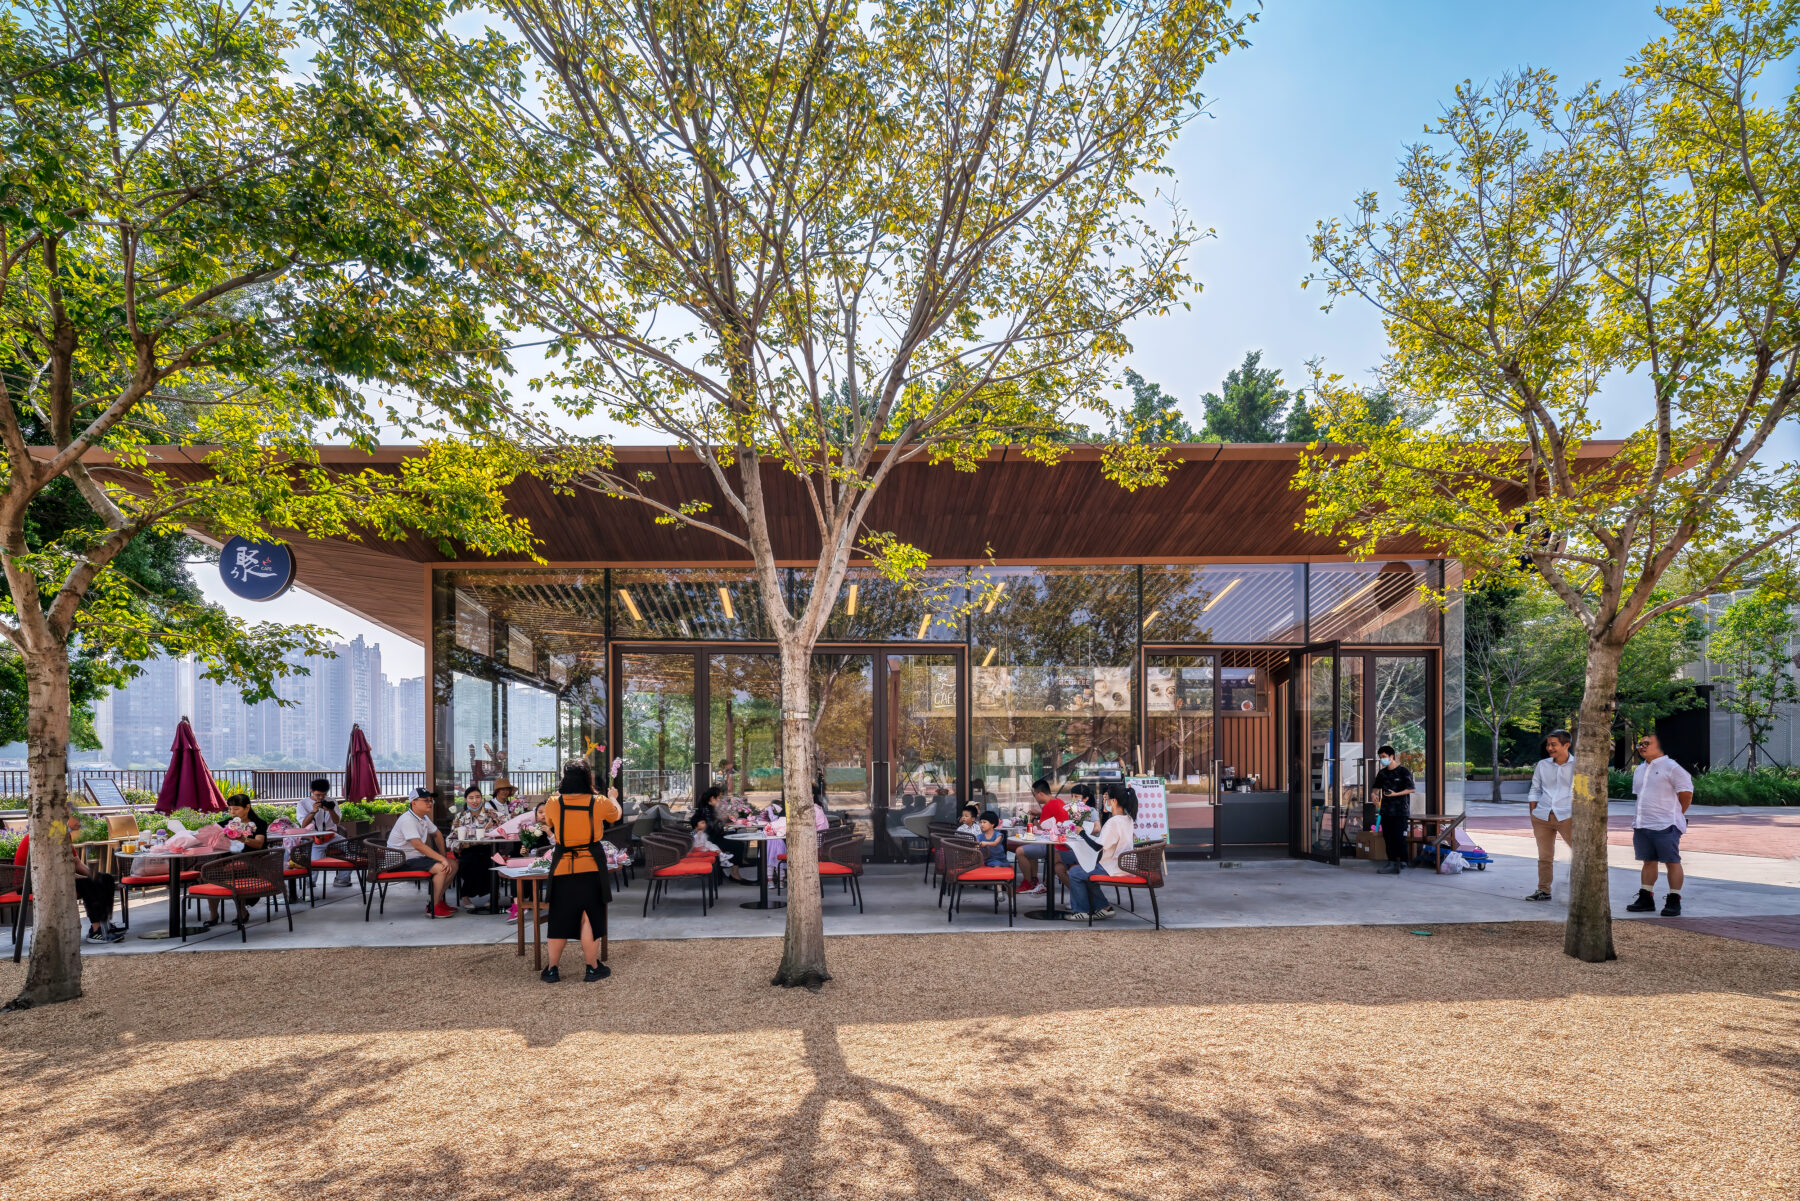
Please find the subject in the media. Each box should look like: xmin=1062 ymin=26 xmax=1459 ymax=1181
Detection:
xmin=546 ymin=870 xmax=609 ymax=940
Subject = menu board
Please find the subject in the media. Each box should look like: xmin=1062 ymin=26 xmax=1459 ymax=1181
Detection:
xmin=84 ymin=778 xmax=129 ymax=809
xmin=1126 ymin=776 xmax=1168 ymax=841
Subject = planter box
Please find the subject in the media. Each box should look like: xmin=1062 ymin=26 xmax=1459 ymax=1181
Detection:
xmin=339 ymin=820 xmax=371 ymax=840
xmin=371 ymin=813 xmax=399 ymax=834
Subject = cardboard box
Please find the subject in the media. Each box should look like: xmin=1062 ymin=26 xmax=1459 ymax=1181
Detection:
xmin=1355 ymin=830 xmax=1388 ymax=861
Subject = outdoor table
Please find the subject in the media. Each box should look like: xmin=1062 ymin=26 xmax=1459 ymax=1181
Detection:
xmin=1006 ymin=832 xmax=1070 ymax=922
xmin=450 ymin=836 xmax=521 ymax=913
xmin=1400 ymin=812 xmax=1467 ymax=866
xmin=114 ymin=847 xmax=233 ymax=940
xmin=725 ymin=829 xmax=784 ymax=911
xmin=497 ymin=864 xmax=550 ymax=970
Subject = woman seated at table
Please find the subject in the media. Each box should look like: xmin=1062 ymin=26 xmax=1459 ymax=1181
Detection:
xmin=211 ymin=794 xmax=268 ymax=924
xmin=691 ymin=786 xmax=748 ymax=884
xmin=1058 ymin=784 xmax=1136 ymax=921
xmin=450 ymin=785 xmax=505 ymax=908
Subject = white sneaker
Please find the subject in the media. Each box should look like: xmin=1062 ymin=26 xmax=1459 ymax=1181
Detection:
xmin=462 ymin=894 xmax=489 ymax=909
xmin=1019 ymin=882 xmax=1045 ymax=896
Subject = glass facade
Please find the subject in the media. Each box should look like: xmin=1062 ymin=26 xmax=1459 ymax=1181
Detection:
xmin=432 ymin=570 xmax=607 ymax=798
xmin=430 ymin=562 xmax=1457 ymax=854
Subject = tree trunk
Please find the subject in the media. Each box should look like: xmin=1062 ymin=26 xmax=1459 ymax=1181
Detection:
xmin=1490 ymin=726 xmax=1503 ymax=804
xmin=772 ymin=639 xmax=828 ymax=989
xmin=1565 ymin=634 xmax=1624 ymax=964
xmin=7 ymin=647 xmax=81 ymax=1009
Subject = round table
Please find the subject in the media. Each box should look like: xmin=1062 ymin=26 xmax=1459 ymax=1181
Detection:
xmin=114 ymin=848 xmax=235 ymax=940
xmin=1006 ymin=833 xmax=1071 ymax=921
xmin=724 ymin=829 xmax=784 ymax=910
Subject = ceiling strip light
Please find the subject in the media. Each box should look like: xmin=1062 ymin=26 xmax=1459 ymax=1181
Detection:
xmin=617 ymin=588 xmax=643 ymax=623
xmin=718 ymin=586 xmax=735 ymax=620
xmin=916 ymin=613 xmax=932 ymax=639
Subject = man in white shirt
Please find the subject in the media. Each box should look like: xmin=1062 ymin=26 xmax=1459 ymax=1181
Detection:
xmin=294 ymin=778 xmax=331 ymax=827
xmin=387 ymin=788 xmax=458 ymax=917
xmin=1626 ymin=733 xmax=1693 ymax=917
xmin=1524 ymin=730 xmax=1576 ymax=902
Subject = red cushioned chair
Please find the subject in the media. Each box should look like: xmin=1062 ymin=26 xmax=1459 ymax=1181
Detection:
xmin=186 ymin=850 xmax=288 ymax=942
xmin=363 ymin=841 xmax=438 ymax=921
xmin=1086 ymin=841 xmax=1167 ymax=929
xmin=936 ymin=833 xmax=977 ymax=908
xmin=942 ymin=840 xmax=1017 ymax=926
xmin=3 ymin=859 xmax=30 ymax=962
xmin=113 ymin=835 xmax=203 ymax=933
xmin=923 ymin=821 xmax=958 ymax=886
xmin=816 ymin=832 xmax=866 ymax=913
xmin=281 ymin=844 xmax=316 ymax=909
xmin=306 ymin=835 xmax=367 ymax=904
xmin=642 ymin=831 xmax=712 ymax=916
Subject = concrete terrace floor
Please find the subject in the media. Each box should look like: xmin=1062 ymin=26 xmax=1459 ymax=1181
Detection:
xmin=44 ymin=802 xmax=1799 ymax=958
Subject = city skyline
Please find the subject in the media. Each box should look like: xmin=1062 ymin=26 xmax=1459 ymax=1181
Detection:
xmin=23 ymin=634 xmax=427 ymax=772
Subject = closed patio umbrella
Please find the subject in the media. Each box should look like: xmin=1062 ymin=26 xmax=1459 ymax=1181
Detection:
xmin=344 ymin=724 xmax=379 ymax=803
xmin=155 ymin=717 xmax=226 ymax=814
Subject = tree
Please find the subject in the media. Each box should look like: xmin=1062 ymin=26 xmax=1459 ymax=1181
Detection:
xmin=1299 ymin=2 xmax=1800 ymax=962
xmin=0 ymin=0 xmax=539 ymax=1007
xmin=343 ymin=0 xmax=1253 ymax=986
xmin=1115 ymin=369 xmax=1196 ymax=443
xmin=1708 ymin=586 xmax=1800 ymax=769
xmin=1465 ymin=583 xmax=1582 ymax=801
xmin=1199 ymin=350 xmax=1297 ymax=442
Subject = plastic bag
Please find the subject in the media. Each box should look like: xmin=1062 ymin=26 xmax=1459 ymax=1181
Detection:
xmin=1438 ymin=850 xmax=1467 ymax=875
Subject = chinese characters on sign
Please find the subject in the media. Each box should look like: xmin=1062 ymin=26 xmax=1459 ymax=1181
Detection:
xmin=218 ymin=536 xmax=297 ymax=601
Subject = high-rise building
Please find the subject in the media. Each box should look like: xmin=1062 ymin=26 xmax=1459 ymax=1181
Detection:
xmin=397 ymin=676 xmax=425 ymax=765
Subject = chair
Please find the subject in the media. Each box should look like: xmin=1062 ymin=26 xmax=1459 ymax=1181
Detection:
xmin=924 ymin=821 xmax=958 ymax=885
xmin=186 ymin=850 xmax=288 ymax=942
xmin=307 ymin=834 xmax=366 ymax=903
xmin=816 ymin=833 xmax=865 ymax=913
xmin=102 ymin=813 xmax=139 ymax=873
xmin=641 ymin=830 xmax=712 ymax=916
xmin=363 ymin=841 xmax=438 ymax=921
xmin=901 ymin=813 xmax=933 ymax=862
xmin=941 ymin=840 xmax=1017 ymax=926
xmin=115 ymin=847 xmax=201 ymax=933
xmin=601 ymin=822 xmax=635 ymax=889
xmin=3 ymin=860 xmax=30 ymax=961
xmin=1087 ymin=841 xmax=1168 ymax=929
xmin=281 ymin=842 xmax=316 ymax=908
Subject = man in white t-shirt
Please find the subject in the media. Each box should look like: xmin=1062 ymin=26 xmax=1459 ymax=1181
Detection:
xmin=1524 ymin=730 xmax=1576 ymax=902
xmin=1626 ymin=734 xmax=1693 ymax=917
xmin=387 ymin=788 xmax=458 ymax=917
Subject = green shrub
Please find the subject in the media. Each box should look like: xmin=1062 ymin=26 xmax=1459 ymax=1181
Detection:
xmin=1608 ymin=768 xmax=1634 ymax=799
xmin=216 ymin=779 xmax=254 ymax=802
xmin=0 ymin=834 xmax=18 ymax=861
xmin=339 ymin=802 xmax=373 ymax=823
xmin=73 ymin=815 xmax=110 ymax=843
xmin=1691 ymin=767 xmax=1800 ymax=806
xmin=122 ymin=788 xmax=155 ymax=806
xmin=252 ymin=803 xmax=297 ymax=825
xmin=366 ymin=799 xmax=411 ymax=815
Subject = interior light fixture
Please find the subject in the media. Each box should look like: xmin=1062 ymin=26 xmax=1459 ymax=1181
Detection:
xmin=982 ymin=580 xmax=1007 ymax=613
xmin=1141 ymin=608 xmax=1160 ymax=629
xmin=846 ymin=583 xmax=858 ymax=616
xmin=718 ymin=586 xmax=735 ymax=620
xmin=916 ymin=613 xmax=933 ymax=639
xmin=1324 ymin=576 xmax=1383 ymax=618
xmin=1200 ymin=577 xmax=1240 ymax=612
xmin=982 ymin=646 xmax=997 ymax=667
xmin=617 ymin=588 xmax=643 ymax=622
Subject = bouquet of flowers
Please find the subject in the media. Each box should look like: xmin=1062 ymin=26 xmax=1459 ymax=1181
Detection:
xmin=222 ymin=816 xmax=256 ymax=839
xmin=722 ymin=797 xmax=754 ymax=824
xmin=517 ymin=821 xmax=552 ymax=852
xmin=506 ymin=797 xmax=531 ymax=816
xmin=267 ymin=817 xmax=301 ymax=836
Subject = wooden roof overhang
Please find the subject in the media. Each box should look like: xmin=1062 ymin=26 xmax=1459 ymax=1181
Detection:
xmin=53 ymin=440 xmax=1625 ymax=644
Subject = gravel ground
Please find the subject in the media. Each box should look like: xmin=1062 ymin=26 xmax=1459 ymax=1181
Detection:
xmin=1 ymin=922 xmax=1795 ymax=1201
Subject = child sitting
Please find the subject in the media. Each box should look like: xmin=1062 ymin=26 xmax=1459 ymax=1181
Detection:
xmin=976 ymin=810 xmax=1009 ymax=867
xmin=955 ymin=803 xmax=981 ymax=836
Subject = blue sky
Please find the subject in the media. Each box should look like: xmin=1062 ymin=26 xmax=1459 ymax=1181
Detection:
xmin=200 ymin=0 xmax=1692 ymax=674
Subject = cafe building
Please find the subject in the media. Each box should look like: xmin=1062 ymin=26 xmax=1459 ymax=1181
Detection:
xmin=275 ymin=443 xmax=1467 ymax=863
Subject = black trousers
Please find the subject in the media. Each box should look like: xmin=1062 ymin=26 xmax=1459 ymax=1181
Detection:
xmin=75 ymin=873 xmax=116 ymax=925
xmin=458 ymin=845 xmax=495 ymax=896
xmin=1380 ymin=800 xmax=1410 ymax=864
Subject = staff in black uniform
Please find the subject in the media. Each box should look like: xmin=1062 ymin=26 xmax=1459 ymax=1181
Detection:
xmin=1372 ymin=744 xmax=1415 ymax=875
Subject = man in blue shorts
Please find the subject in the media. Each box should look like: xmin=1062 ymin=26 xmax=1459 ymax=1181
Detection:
xmin=1626 ymin=734 xmax=1692 ymax=917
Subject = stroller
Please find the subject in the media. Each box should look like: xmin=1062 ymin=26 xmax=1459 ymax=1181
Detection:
xmin=1450 ymin=827 xmax=1491 ymax=871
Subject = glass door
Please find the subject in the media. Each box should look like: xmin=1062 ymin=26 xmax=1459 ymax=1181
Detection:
xmin=709 ymin=654 xmax=784 ymax=808
xmin=619 ymin=652 xmax=698 ymax=809
xmin=811 ymin=652 xmax=875 ymax=845
xmin=1295 ymin=643 xmax=1359 ymax=861
xmin=1372 ymin=654 xmax=1430 ymax=811
xmin=1146 ymin=653 xmax=1217 ymax=854
xmin=883 ymin=653 xmax=960 ymax=860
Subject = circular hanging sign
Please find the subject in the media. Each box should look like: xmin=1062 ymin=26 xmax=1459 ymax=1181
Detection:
xmin=220 ymin=536 xmax=297 ymax=601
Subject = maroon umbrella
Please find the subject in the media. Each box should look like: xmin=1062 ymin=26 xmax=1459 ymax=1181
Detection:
xmin=344 ymin=723 xmax=380 ymax=804
xmin=155 ymin=716 xmax=226 ymax=814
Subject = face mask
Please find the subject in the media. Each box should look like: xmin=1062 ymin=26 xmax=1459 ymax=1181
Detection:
xmin=1380 ymin=757 xmax=1392 ymax=768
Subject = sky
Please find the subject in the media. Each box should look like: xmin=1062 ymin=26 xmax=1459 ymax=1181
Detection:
xmin=194 ymin=0 xmax=1709 ymax=676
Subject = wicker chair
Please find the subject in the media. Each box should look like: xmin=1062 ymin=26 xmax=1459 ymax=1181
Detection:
xmin=363 ymin=841 xmax=439 ymax=921
xmin=1087 ymin=841 xmax=1168 ymax=929
xmin=187 ymin=850 xmax=288 ymax=942
xmin=3 ymin=860 xmax=29 ymax=961
xmin=816 ymin=833 xmax=866 ymax=913
xmin=306 ymin=833 xmax=366 ymax=903
xmin=601 ymin=822 xmax=635 ymax=890
xmin=641 ymin=830 xmax=712 ymax=916
xmin=924 ymin=821 xmax=959 ymax=885
xmin=941 ymin=839 xmax=1017 ymax=926
xmin=281 ymin=840 xmax=316 ymax=908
